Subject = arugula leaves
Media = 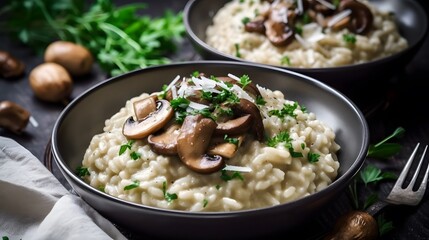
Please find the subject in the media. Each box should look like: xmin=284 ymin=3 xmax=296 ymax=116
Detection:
xmin=0 ymin=0 xmax=185 ymax=76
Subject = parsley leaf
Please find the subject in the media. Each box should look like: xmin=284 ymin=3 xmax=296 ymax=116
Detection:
xmin=256 ymin=95 xmax=266 ymax=105
xmin=234 ymin=43 xmax=241 ymax=58
xmin=224 ymin=134 xmax=239 ymax=146
xmin=281 ymin=55 xmax=291 ymax=66
xmin=220 ymin=170 xmax=244 ymax=182
xmin=367 ymin=127 xmax=405 ymax=159
xmin=162 ymin=181 xmax=178 ymax=203
xmin=343 ymin=33 xmax=357 ymax=44
xmin=76 ymin=166 xmax=90 ymax=177
xmin=308 ymin=152 xmax=320 ymax=163
xmin=124 ymin=180 xmax=140 ymax=190
xmin=267 ymin=131 xmax=303 ymax=158
xmin=119 ymin=140 xmax=135 ymax=155
xmin=360 ymin=165 xmax=397 ymax=186
xmin=203 ymin=199 xmax=208 ymax=208
xmin=130 ymin=151 xmax=141 ymax=160
xmin=269 ymin=102 xmax=299 ymax=119
xmin=239 ymin=75 xmax=251 ymax=89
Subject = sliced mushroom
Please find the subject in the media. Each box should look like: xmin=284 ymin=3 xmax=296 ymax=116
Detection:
xmin=245 ymin=19 xmax=266 ymax=34
xmin=133 ymin=95 xmax=158 ymax=121
xmin=208 ymin=135 xmax=245 ymax=158
xmin=123 ymin=99 xmax=173 ymax=139
xmin=232 ymin=99 xmax=265 ymax=141
xmin=339 ymin=0 xmax=373 ymax=35
xmin=330 ymin=15 xmax=351 ymax=31
xmin=216 ymin=76 xmax=262 ymax=99
xmin=264 ymin=19 xmax=295 ymax=47
xmin=0 ymin=51 xmax=25 ymax=79
xmin=177 ymin=114 xmax=224 ymax=174
xmin=308 ymin=0 xmax=335 ymax=16
xmin=214 ymin=114 xmax=252 ymax=136
xmin=148 ymin=123 xmax=181 ymax=155
xmin=0 ymin=101 xmax=30 ymax=134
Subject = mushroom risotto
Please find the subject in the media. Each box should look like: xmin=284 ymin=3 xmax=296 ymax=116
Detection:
xmin=81 ymin=73 xmax=340 ymax=211
xmin=206 ymin=0 xmax=408 ymax=68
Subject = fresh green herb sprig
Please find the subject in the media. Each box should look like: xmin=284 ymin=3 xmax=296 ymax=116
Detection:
xmin=269 ymin=102 xmax=300 ymax=119
xmin=0 ymin=0 xmax=185 ymax=76
xmin=367 ymin=127 xmax=405 ymax=159
xmin=267 ymin=131 xmax=303 ymax=158
xmin=347 ymin=127 xmax=404 ymax=236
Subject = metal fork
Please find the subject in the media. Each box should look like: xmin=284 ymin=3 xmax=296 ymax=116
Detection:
xmin=368 ymin=143 xmax=429 ymax=215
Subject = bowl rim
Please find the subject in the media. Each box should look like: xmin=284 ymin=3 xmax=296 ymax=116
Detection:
xmin=51 ymin=60 xmax=369 ymax=216
xmin=183 ymin=0 xmax=429 ymax=73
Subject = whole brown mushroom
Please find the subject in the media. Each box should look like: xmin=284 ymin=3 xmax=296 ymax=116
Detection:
xmin=324 ymin=211 xmax=379 ymax=240
xmin=0 ymin=101 xmax=30 ymax=134
xmin=0 ymin=50 xmax=25 ymax=79
xmin=44 ymin=41 xmax=94 ymax=76
xmin=29 ymin=62 xmax=73 ymax=103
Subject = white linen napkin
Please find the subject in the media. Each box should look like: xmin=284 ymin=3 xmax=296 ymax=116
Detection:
xmin=0 ymin=136 xmax=127 ymax=240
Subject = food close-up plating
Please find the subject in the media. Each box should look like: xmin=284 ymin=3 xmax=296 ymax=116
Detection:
xmin=80 ymin=72 xmax=340 ymax=211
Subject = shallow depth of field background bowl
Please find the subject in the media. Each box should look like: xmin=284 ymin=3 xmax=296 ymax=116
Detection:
xmin=184 ymin=0 xmax=428 ymax=112
xmin=52 ymin=61 xmax=369 ymax=239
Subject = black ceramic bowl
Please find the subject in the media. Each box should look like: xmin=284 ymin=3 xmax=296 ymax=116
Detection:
xmin=51 ymin=61 xmax=369 ymax=239
xmin=184 ymin=0 xmax=428 ymax=111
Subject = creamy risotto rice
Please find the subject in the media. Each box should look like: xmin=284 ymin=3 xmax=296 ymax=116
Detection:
xmin=206 ymin=0 xmax=408 ymax=68
xmin=81 ymin=73 xmax=340 ymax=212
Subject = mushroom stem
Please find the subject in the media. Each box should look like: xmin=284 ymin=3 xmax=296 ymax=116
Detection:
xmin=123 ymin=99 xmax=174 ymax=139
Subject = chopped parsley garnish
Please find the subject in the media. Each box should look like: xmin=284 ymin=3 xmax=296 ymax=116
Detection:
xmin=216 ymin=184 xmax=221 ymax=190
xmin=119 ymin=140 xmax=135 ymax=155
xmin=234 ymin=43 xmax=241 ymax=58
xmin=220 ymin=170 xmax=244 ymax=182
xmin=301 ymin=143 xmax=306 ymax=150
xmin=267 ymin=131 xmax=303 ymax=158
xmin=203 ymin=199 xmax=209 ymax=208
xmin=163 ymin=181 xmax=178 ymax=203
xmin=256 ymin=95 xmax=266 ymax=105
xmin=241 ymin=17 xmax=250 ymax=25
xmin=98 ymin=185 xmax=105 ymax=192
xmin=130 ymin=151 xmax=141 ymax=160
xmin=76 ymin=166 xmax=90 ymax=177
xmin=308 ymin=152 xmax=320 ymax=163
xmin=239 ymin=74 xmax=251 ymax=89
xmin=301 ymin=12 xmax=311 ymax=24
xmin=191 ymin=71 xmax=200 ymax=77
xmin=224 ymin=134 xmax=239 ymax=146
xmin=281 ymin=55 xmax=291 ymax=66
xmin=343 ymin=33 xmax=357 ymax=44
xmin=158 ymin=84 xmax=168 ymax=99
xmin=269 ymin=102 xmax=299 ymax=119
xmin=124 ymin=180 xmax=140 ymax=190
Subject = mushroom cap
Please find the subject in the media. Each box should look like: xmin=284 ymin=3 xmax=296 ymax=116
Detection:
xmin=324 ymin=211 xmax=379 ymax=240
xmin=0 ymin=101 xmax=30 ymax=133
xmin=123 ymin=99 xmax=174 ymax=139
xmin=177 ymin=114 xmax=224 ymax=174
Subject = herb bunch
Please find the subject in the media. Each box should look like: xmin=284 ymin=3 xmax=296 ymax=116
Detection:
xmin=348 ymin=127 xmax=405 ymax=236
xmin=0 ymin=0 xmax=185 ymax=76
